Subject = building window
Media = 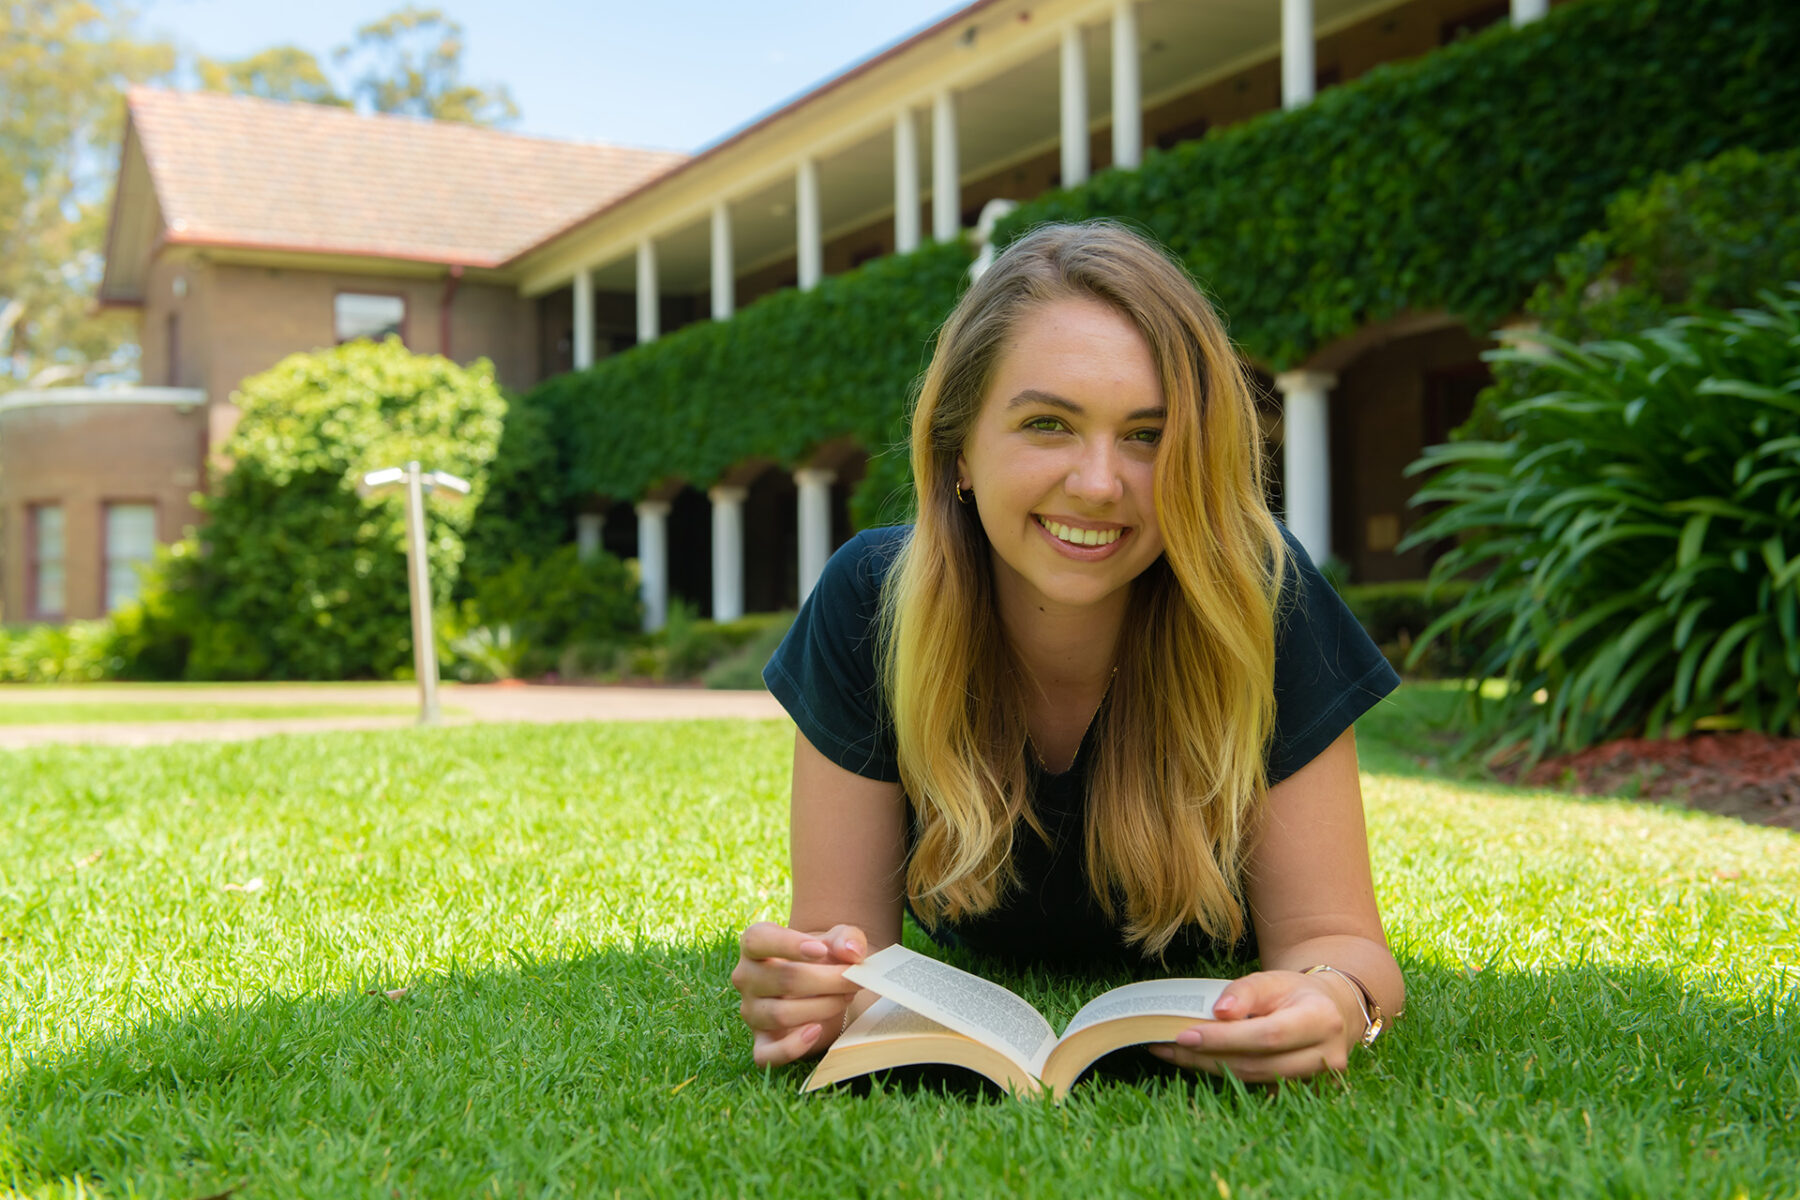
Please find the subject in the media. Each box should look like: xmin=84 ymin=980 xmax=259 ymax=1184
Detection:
xmin=30 ymin=504 xmax=65 ymax=620
xmin=104 ymin=502 xmax=158 ymax=613
xmin=166 ymin=312 xmax=181 ymax=386
xmin=335 ymin=292 xmax=406 ymax=344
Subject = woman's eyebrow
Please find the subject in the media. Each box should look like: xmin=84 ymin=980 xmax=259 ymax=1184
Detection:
xmin=1005 ymin=388 xmax=1166 ymax=421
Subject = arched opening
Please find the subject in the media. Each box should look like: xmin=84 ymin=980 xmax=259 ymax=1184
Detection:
xmin=666 ymin=485 xmax=713 ymax=618
xmin=1326 ymin=322 xmax=1492 ymax=583
xmin=743 ymin=466 xmax=798 ymax=614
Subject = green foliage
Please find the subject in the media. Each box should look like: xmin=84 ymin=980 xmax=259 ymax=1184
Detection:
xmin=544 ymin=238 xmax=971 ymax=517
xmin=1 ymin=1 xmax=174 ymax=388
xmin=0 ymin=622 xmax=116 ymax=683
xmin=1465 ymin=146 xmax=1800 ymax=439
xmin=118 ymin=339 xmax=507 ymax=680
xmin=1527 ymin=146 xmax=1800 ymax=346
xmin=1337 ymin=580 xmax=1473 ymax=678
xmin=333 ymin=6 xmax=518 ymax=125
xmin=467 ymin=545 xmax=640 ymax=652
xmin=701 ymin=612 xmax=796 ymax=690
xmin=995 ymin=0 xmax=1800 ymax=370
xmin=459 ymin=386 xmax=579 ymax=589
xmin=1403 ymin=288 xmax=1800 ymax=762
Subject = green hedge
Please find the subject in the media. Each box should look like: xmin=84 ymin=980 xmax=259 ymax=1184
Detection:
xmin=996 ymin=0 xmax=1800 ymax=369
xmin=540 ymin=241 xmax=971 ymax=523
xmin=530 ymin=0 xmax=1799 ymax=519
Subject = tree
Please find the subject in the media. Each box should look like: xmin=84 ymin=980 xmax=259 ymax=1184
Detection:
xmin=333 ymin=6 xmax=517 ymax=126
xmin=196 ymin=45 xmax=347 ymax=107
xmin=0 ymin=1 xmax=173 ymax=390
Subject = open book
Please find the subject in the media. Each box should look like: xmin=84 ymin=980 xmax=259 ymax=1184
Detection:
xmin=802 ymin=943 xmax=1226 ymax=1100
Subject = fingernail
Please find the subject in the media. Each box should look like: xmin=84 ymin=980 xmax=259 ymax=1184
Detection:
xmin=800 ymin=939 xmax=828 ymax=958
xmin=803 ymin=1024 xmax=821 ymax=1042
xmin=1176 ymin=1029 xmax=1202 ymax=1047
xmin=845 ymin=940 xmax=864 ymax=958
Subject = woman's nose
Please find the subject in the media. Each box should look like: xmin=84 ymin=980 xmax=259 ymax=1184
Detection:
xmin=1066 ymin=442 xmax=1124 ymax=504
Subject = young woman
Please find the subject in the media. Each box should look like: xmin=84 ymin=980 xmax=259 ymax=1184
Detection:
xmin=731 ymin=221 xmax=1403 ymax=1083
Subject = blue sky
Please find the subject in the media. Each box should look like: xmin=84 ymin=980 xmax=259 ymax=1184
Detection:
xmin=135 ymin=1 xmax=965 ymax=152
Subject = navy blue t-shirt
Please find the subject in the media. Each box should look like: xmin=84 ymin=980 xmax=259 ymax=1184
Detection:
xmin=763 ymin=523 xmax=1399 ymax=967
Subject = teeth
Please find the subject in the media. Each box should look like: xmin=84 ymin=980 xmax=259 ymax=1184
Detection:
xmin=1038 ymin=517 xmax=1121 ymax=547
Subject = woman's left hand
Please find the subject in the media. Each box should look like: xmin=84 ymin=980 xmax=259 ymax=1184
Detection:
xmin=1146 ymin=970 xmax=1359 ymax=1083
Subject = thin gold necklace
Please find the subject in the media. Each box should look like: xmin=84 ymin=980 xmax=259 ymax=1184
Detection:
xmin=1026 ymin=666 xmax=1117 ymax=774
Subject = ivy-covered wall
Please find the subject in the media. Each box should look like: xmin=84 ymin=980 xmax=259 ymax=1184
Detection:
xmin=534 ymin=0 xmax=1800 ymax=521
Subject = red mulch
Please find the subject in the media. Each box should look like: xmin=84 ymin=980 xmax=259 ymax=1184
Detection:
xmin=1514 ymin=732 xmax=1800 ymax=832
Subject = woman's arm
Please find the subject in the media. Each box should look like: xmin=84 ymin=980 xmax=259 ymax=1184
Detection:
xmin=731 ymin=729 xmax=907 ymax=1066
xmin=1149 ymin=727 xmax=1403 ymax=1081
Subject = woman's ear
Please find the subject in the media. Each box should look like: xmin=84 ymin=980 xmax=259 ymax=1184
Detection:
xmin=953 ymin=454 xmax=968 ymax=489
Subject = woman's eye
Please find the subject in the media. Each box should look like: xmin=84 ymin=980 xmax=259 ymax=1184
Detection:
xmin=1024 ymin=416 xmax=1065 ymax=433
xmin=1127 ymin=428 xmax=1163 ymax=445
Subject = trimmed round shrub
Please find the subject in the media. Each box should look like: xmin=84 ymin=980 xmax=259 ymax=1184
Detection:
xmin=1403 ymin=287 xmax=1800 ymax=763
xmin=118 ymin=338 xmax=507 ymax=680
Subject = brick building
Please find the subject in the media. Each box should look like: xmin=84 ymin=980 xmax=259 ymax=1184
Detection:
xmin=4 ymin=0 xmax=1552 ymax=624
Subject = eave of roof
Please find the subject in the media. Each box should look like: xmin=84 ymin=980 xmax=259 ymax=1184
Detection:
xmin=506 ymin=0 xmax=999 ymax=267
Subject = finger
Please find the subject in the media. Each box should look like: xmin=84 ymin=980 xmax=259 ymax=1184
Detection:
xmin=1149 ymin=1042 xmax=1349 ymax=1082
xmin=737 ymin=958 xmax=863 ymax=999
xmin=1174 ymin=1001 xmax=1342 ymax=1058
xmin=739 ymin=994 xmax=851 ymax=1032
xmin=1211 ymin=971 xmax=1293 ymax=1021
xmin=739 ymin=922 xmax=830 ymax=962
xmin=751 ymin=1023 xmax=824 ymax=1068
xmin=819 ymin=924 xmax=869 ymax=963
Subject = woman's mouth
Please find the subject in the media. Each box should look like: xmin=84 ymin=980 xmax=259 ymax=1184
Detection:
xmin=1034 ymin=515 xmax=1124 ymax=548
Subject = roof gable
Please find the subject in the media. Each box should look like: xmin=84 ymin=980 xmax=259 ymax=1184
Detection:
xmin=118 ymin=87 xmax=687 ymax=273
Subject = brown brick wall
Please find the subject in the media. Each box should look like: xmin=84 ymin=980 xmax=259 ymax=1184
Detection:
xmin=0 ymin=400 xmax=207 ymax=621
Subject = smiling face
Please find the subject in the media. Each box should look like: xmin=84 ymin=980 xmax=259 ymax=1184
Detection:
xmin=955 ymin=296 xmax=1168 ymax=627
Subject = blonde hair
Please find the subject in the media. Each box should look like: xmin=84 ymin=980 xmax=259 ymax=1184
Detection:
xmin=878 ymin=221 xmax=1288 ymax=956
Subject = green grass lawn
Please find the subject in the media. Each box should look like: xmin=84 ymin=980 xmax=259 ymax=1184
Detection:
xmin=3 ymin=689 xmax=1796 ymax=1197
xmin=0 ymin=702 xmax=432 ymax=726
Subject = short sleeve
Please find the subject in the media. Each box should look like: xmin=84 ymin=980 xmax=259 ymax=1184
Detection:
xmin=762 ymin=527 xmax=907 ymax=782
xmin=1266 ymin=524 xmax=1401 ymax=785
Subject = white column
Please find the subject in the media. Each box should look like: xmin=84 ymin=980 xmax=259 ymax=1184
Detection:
xmin=796 ymin=158 xmax=822 ymax=291
xmin=636 ymin=238 xmax=659 ymax=344
xmin=711 ymin=202 xmax=734 ymax=320
xmin=932 ymin=90 xmax=960 ymax=242
xmin=794 ymin=467 xmax=836 ymax=603
xmin=1511 ymin=0 xmax=1549 ymax=23
xmin=894 ymin=109 xmax=921 ymax=254
xmin=572 ymin=267 xmax=594 ymax=369
xmin=1275 ymin=370 xmax=1336 ymax=567
xmin=1060 ymin=24 xmax=1090 ymax=187
xmin=635 ymin=500 xmax=670 ymax=632
xmin=709 ymin=485 xmax=747 ymax=623
xmin=1111 ymin=2 xmax=1141 ymax=169
xmin=576 ymin=513 xmax=604 ymax=562
xmin=1282 ymin=0 xmax=1316 ymax=110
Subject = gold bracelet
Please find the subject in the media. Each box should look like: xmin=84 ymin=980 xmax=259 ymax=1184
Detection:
xmin=1303 ymin=964 xmax=1386 ymax=1047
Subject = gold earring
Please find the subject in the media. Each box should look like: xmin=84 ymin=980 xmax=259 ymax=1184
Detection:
xmin=956 ymin=481 xmax=972 ymax=504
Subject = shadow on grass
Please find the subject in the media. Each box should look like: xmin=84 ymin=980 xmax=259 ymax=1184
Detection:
xmin=5 ymin=940 xmax=1797 ymax=1196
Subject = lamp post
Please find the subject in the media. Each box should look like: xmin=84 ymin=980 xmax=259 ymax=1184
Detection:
xmin=359 ymin=461 xmax=471 ymax=724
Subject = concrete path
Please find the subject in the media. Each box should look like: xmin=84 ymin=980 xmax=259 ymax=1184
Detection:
xmin=0 ymin=682 xmax=786 ymax=750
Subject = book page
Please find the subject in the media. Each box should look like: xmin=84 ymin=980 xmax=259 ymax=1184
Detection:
xmin=1057 ymin=978 xmax=1227 ymax=1040
xmin=833 ymin=996 xmax=954 ymax=1048
xmin=844 ymin=945 xmax=1056 ymax=1076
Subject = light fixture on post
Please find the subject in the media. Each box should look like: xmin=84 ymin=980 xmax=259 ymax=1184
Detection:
xmin=358 ymin=461 xmax=471 ymax=725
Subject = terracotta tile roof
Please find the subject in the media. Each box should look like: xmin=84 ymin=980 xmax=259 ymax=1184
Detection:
xmin=126 ymin=87 xmax=687 ymax=268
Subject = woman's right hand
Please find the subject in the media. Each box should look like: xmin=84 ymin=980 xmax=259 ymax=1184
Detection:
xmin=730 ymin=921 xmax=869 ymax=1066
